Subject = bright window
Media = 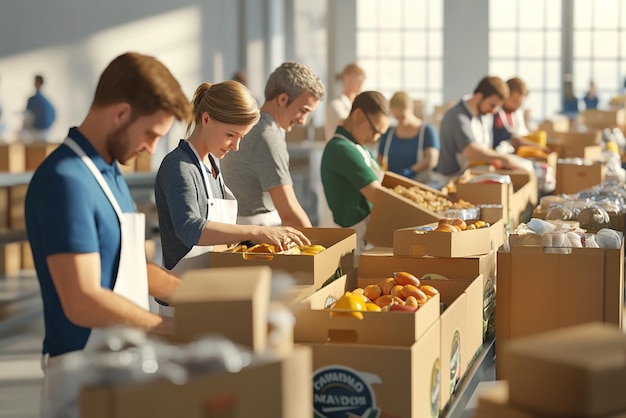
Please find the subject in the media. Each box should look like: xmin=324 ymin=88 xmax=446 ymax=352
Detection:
xmin=573 ymin=0 xmax=626 ymax=109
xmin=356 ymin=0 xmax=444 ymax=115
xmin=489 ymin=0 xmax=562 ymax=121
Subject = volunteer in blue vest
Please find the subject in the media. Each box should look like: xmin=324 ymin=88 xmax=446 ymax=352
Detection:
xmin=321 ymin=91 xmax=391 ymax=254
xmin=25 ymin=52 xmax=193 ymax=418
xmin=154 ymin=81 xmax=309 ymax=291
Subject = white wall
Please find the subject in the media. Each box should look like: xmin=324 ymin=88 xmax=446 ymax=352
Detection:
xmin=0 ymin=0 xmax=241 ymax=150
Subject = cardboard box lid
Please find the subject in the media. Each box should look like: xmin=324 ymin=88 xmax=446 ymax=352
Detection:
xmin=503 ymin=323 xmax=626 ymax=417
xmin=174 ymin=266 xmax=271 ymax=302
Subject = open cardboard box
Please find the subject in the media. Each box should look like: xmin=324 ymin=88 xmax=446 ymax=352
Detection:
xmin=581 ymin=109 xmax=626 ymax=129
xmin=393 ymin=208 xmax=504 ymax=258
xmin=496 ymin=241 xmax=624 ymax=377
xmin=554 ymin=160 xmax=605 ymax=195
xmin=502 ymin=323 xmax=626 ymax=417
xmin=366 ymin=171 xmax=455 ymax=247
xmin=310 ymin=321 xmax=441 ymax=418
xmin=208 ymin=227 xmax=356 ymax=287
xmin=170 ymin=266 xmax=271 ymax=352
xmin=80 ymin=345 xmax=312 ymax=418
xmin=359 ymin=248 xmax=496 ymax=340
xmin=293 ymin=274 xmax=440 ymax=346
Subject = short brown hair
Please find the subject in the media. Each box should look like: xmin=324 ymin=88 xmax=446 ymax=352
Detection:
xmin=187 ymin=81 xmax=260 ymax=135
xmin=507 ymin=77 xmax=528 ymax=96
xmin=93 ymin=52 xmax=192 ymax=122
xmin=350 ymin=91 xmax=390 ymax=117
xmin=474 ymin=76 xmax=509 ymax=100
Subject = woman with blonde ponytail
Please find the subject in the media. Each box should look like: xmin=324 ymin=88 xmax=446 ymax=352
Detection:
xmin=154 ymin=81 xmax=309 ymax=311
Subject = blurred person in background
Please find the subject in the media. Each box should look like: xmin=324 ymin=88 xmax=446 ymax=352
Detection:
xmin=562 ymin=78 xmax=580 ymax=119
xmin=324 ymin=63 xmax=366 ymax=140
xmin=23 ymin=74 xmax=56 ymax=142
xmin=321 ymin=91 xmax=390 ymax=254
xmin=492 ymin=77 xmax=549 ymax=154
xmin=221 ymin=62 xmax=325 ymax=227
xmin=377 ymin=91 xmax=445 ymax=188
xmin=583 ymin=80 xmax=599 ymax=110
xmin=437 ymin=75 xmax=528 ymax=178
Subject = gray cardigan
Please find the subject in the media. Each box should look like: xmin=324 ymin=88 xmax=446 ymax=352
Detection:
xmin=154 ymin=145 xmax=222 ymax=270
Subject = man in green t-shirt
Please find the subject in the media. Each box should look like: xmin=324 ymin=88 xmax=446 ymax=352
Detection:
xmin=321 ymin=91 xmax=390 ymax=253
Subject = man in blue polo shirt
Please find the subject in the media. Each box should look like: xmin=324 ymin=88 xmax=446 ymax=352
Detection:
xmin=25 ymin=52 xmax=192 ymax=418
xmin=23 ymin=74 xmax=56 ymax=142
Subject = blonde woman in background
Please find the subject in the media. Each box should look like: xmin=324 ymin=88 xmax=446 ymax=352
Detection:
xmin=324 ymin=63 xmax=366 ymax=140
xmin=377 ymin=91 xmax=444 ymax=188
xmin=154 ymin=81 xmax=309 ymax=278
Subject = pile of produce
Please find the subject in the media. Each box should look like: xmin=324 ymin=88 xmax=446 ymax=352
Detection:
xmin=391 ymin=185 xmax=473 ymax=213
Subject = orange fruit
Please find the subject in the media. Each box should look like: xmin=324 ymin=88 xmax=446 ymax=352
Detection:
xmin=378 ymin=278 xmax=397 ymax=295
xmin=420 ymin=285 xmax=439 ymax=297
xmin=373 ymin=294 xmax=395 ymax=309
xmin=363 ymin=285 xmax=382 ymax=301
xmin=390 ymin=285 xmax=404 ymax=298
xmin=405 ymin=296 xmax=418 ymax=308
xmin=394 ymin=271 xmax=420 ymax=287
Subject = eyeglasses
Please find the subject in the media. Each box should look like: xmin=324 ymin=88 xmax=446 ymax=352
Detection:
xmin=364 ymin=113 xmax=384 ymax=137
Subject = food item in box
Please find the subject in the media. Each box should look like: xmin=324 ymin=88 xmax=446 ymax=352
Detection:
xmin=299 ymin=244 xmax=326 ymax=255
xmin=391 ymin=185 xmax=474 ymax=213
xmin=576 ymin=206 xmax=610 ymax=232
xmin=330 ymin=291 xmax=366 ymax=319
xmin=431 ymin=218 xmax=489 ymax=232
xmin=393 ymin=271 xmax=420 ymax=286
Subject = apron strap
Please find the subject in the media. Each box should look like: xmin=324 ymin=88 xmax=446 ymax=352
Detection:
xmin=64 ymin=137 xmax=124 ymax=220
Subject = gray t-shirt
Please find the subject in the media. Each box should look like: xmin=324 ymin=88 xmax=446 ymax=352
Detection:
xmin=154 ymin=142 xmax=223 ymax=270
xmin=220 ymin=112 xmax=293 ymax=216
xmin=437 ymin=100 xmax=475 ymax=176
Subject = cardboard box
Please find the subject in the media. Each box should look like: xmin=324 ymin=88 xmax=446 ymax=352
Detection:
xmin=554 ymin=161 xmax=605 ymax=195
xmin=454 ymin=181 xmax=509 ymax=227
xmin=581 ymin=109 xmax=626 ymax=129
xmin=134 ymin=152 xmax=152 ymax=172
xmin=310 ymin=320 xmax=441 ymax=418
xmin=21 ymin=241 xmax=34 ymax=270
xmin=24 ymin=143 xmax=58 ymax=171
xmin=8 ymin=184 xmax=28 ymax=230
xmin=502 ymin=323 xmax=626 ymax=417
xmin=81 ymin=345 xmax=312 ymax=418
xmin=358 ymin=248 xmax=496 ymax=340
xmin=171 ymin=266 xmax=271 ymax=352
xmin=293 ymin=279 xmax=440 ymax=346
xmin=496 ymin=243 xmax=624 ymax=376
xmin=393 ymin=214 xmax=504 ymax=258
xmin=539 ymin=117 xmax=570 ymax=134
xmin=0 ymin=143 xmax=25 ymax=173
xmin=0 ymin=187 xmax=9 ymax=229
xmin=420 ymin=276 xmax=483 ymax=409
xmin=0 ymin=242 xmax=21 ymax=275
xmin=367 ymin=171 xmax=461 ymax=247
xmin=208 ymin=228 xmax=357 ymax=287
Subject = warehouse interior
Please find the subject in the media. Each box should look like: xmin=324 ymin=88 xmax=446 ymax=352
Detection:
xmin=1 ymin=0 xmax=626 ymax=417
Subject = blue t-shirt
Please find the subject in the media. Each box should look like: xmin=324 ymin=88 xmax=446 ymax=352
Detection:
xmin=377 ymin=123 xmax=440 ymax=176
xmin=25 ymin=127 xmax=135 ymax=357
xmin=26 ymin=90 xmax=56 ymax=130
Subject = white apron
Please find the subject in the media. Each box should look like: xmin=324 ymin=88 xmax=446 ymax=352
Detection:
xmin=335 ymin=133 xmax=385 ymax=255
xmin=159 ymin=141 xmax=237 ymax=316
xmin=39 ymin=137 xmax=150 ymax=418
xmin=237 ymin=210 xmax=281 ymax=226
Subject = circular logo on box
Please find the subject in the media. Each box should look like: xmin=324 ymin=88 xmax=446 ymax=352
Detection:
xmin=450 ymin=330 xmax=461 ymax=395
xmin=430 ymin=358 xmax=441 ymax=418
xmin=324 ymin=295 xmax=337 ymax=309
xmin=313 ymin=365 xmax=377 ymax=418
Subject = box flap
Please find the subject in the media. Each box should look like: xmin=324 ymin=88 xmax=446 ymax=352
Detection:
xmin=174 ymin=266 xmax=271 ymax=302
